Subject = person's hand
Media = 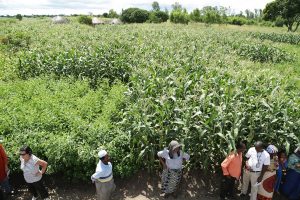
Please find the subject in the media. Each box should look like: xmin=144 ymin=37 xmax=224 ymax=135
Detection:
xmin=296 ymin=163 xmax=300 ymax=168
xmin=257 ymin=176 xmax=263 ymax=183
xmin=163 ymin=164 xmax=168 ymax=169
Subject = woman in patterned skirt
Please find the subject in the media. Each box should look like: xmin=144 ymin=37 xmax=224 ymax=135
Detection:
xmin=157 ymin=140 xmax=190 ymax=198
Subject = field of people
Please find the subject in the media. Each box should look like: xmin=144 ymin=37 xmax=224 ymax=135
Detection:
xmin=0 ymin=17 xmax=300 ymax=199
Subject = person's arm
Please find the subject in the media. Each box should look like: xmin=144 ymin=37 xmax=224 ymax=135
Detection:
xmin=257 ymin=164 xmax=268 ymax=183
xmin=221 ymin=154 xmax=234 ymax=178
xmin=0 ymin=146 xmax=8 ymax=173
xmin=159 ymin=157 xmax=167 ymax=169
xmin=36 ymin=159 xmax=48 ymax=175
xmin=257 ymin=152 xmax=270 ymax=183
xmin=158 ymin=149 xmax=168 ymax=169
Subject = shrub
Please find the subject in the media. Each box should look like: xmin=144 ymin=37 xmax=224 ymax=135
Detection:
xmin=0 ymin=32 xmax=30 ymax=50
xmin=78 ymin=15 xmax=92 ymax=25
xmin=149 ymin=11 xmax=169 ymax=23
xmin=274 ymin=16 xmax=285 ymax=27
xmin=228 ymin=17 xmax=246 ymax=26
xmin=170 ymin=9 xmax=189 ymax=24
xmin=16 ymin=14 xmax=22 ymax=21
xmin=121 ymin=8 xmax=149 ymax=23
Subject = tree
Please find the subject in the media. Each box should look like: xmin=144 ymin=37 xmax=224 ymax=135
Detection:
xmin=263 ymin=0 xmax=300 ymax=32
xmin=121 ymin=8 xmax=149 ymax=23
xmin=102 ymin=13 xmax=109 ymax=18
xmin=202 ymin=6 xmax=221 ymax=25
xmin=149 ymin=11 xmax=169 ymax=23
xmin=16 ymin=14 xmax=22 ymax=21
xmin=152 ymin=1 xmax=160 ymax=11
xmin=108 ymin=9 xmax=119 ymax=18
xmin=190 ymin=8 xmax=202 ymax=22
xmin=170 ymin=6 xmax=189 ymax=24
xmin=172 ymin=2 xmax=182 ymax=11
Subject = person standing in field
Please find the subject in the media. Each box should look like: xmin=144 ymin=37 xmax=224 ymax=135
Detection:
xmin=157 ymin=140 xmax=190 ymax=198
xmin=257 ymin=144 xmax=279 ymax=200
xmin=0 ymin=138 xmax=14 ymax=196
xmin=240 ymin=141 xmax=270 ymax=200
xmin=19 ymin=146 xmax=49 ymax=200
xmin=274 ymin=150 xmax=288 ymax=194
xmin=220 ymin=141 xmax=246 ymax=200
xmin=281 ymin=145 xmax=300 ymax=200
xmin=91 ymin=150 xmax=116 ymax=200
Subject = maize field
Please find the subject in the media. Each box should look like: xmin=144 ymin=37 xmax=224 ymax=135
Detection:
xmin=0 ymin=18 xmax=300 ymax=179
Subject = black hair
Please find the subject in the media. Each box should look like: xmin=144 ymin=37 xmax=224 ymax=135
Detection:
xmin=236 ymin=141 xmax=246 ymax=150
xmin=100 ymin=156 xmax=106 ymax=161
xmin=254 ymin=141 xmax=264 ymax=148
xmin=19 ymin=145 xmax=32 ymax=155
xmin=277 ymin=150 xmax=287 ymax=158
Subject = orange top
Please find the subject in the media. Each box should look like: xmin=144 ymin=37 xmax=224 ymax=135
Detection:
xmin=221 ymin=152 xmax=243 ymax=179
xmin=0 ymin=144 xmax=8 ymax=181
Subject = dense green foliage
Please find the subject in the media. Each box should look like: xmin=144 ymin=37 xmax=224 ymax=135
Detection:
xmin=249 ymin=32 xmax=300 ymax=45
xmin=16 ymin=14 xmax=22 ymax=21
xmin=121 ymin=8 xmax=149 ymax=23
xmin=149 ymin=11 xmax=169 ymax=23
xmin=78 ymin=15 xmax=92 ymax=25
xmin=0 ymin=19 xmax=299 ymax=179
xmin=263 ymin=0 xmax=300 ymax=32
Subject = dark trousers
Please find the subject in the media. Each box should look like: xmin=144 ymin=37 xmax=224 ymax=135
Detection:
xmin=27 ymin=179 xmax=49 ymax=199
xmin=220 ymin=176 xmax=236 ymax=199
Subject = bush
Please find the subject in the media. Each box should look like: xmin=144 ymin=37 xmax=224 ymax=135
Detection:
xmin=16 ymin=14 xmax=22 ymax=21
xmin=149 ymin=11 xmax=169 ymax=23
xmin=121 ymin=8 xmax=149 ymax=23
xmin=0 ymin=31 xmax=30 ymax=50
xmin=228 ymin=17 xmax=246 ymax=26
xmin=170 ymin=9 xmax=189 ymax=24
xmin=274 ymin=16 xmax=285 ymax=27
xmin=78 ymin=15 xmax=92 ymax=25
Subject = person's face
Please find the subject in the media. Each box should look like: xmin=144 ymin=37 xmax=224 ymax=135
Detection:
xmin=173 ymin=147 xmax=180 ymax=154
xmin=255 ymin=146 xmax=263 ymax=152
xmin=19 ymin=151 xmax=30 ymax=161
xmin=237 ymin=144 xmax=246 ymax=153
xmin=279 ymin=153 xmax=287 ymax=163
xmin=103 ymin=154 xmax=110 ymax=162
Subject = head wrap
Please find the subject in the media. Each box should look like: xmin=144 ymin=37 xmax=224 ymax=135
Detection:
xmin=98 ymin=150 xmax=108 ymax=158
xmin=266 ymin=145 xmax=278 ymax=154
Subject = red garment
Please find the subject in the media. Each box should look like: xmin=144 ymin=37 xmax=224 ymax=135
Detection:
xmin=0 ymin=144 xmax=8 ymax=182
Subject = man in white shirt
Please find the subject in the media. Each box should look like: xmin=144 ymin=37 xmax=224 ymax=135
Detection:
xmin=240 ymin=141 xmax=270 ymax=200
xmin=91 ymin=150 xmax=116 ymax=200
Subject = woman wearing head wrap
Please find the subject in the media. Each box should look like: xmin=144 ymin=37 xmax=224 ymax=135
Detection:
xmin=91 ymin=150 xmax=116 ymax=200
xmin=257 ymin=144 xmax=279 ymax=200
xmin=274 ymin=150 xmax=288 ymax=193
xmin=281 ymin=145 xmax=300 ymax=200
xmin=157 ymin=140 xmax=190 ymax=198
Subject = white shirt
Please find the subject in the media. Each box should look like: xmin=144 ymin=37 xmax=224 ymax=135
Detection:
xmin=246 ymin=147 xmax=270 ymax=171
xmin=91 ymin=161 xmax=113 ymax=182
xmin=157 ymin=148 xmax=190 ymax=170
xmin=20 ymin=155 xmax=42 ymax=183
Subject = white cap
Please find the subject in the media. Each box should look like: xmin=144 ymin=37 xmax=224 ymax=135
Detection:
xmin=98 ymin=150 xmax=108 ymax=158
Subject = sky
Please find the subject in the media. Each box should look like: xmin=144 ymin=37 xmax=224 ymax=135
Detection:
xmin=0 ymin=0 xmax=274 ymax=16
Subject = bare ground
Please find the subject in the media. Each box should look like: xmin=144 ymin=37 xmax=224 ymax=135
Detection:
xmin=4 ymin=171 xmax=287 ymax=200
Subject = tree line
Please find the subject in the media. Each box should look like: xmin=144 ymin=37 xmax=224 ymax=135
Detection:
xmin=3 ymin=0 xmax=300 ymax=31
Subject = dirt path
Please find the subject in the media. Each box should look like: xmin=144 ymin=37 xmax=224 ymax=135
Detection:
xmin=4 ymin=171 xmax=287 ymax=200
